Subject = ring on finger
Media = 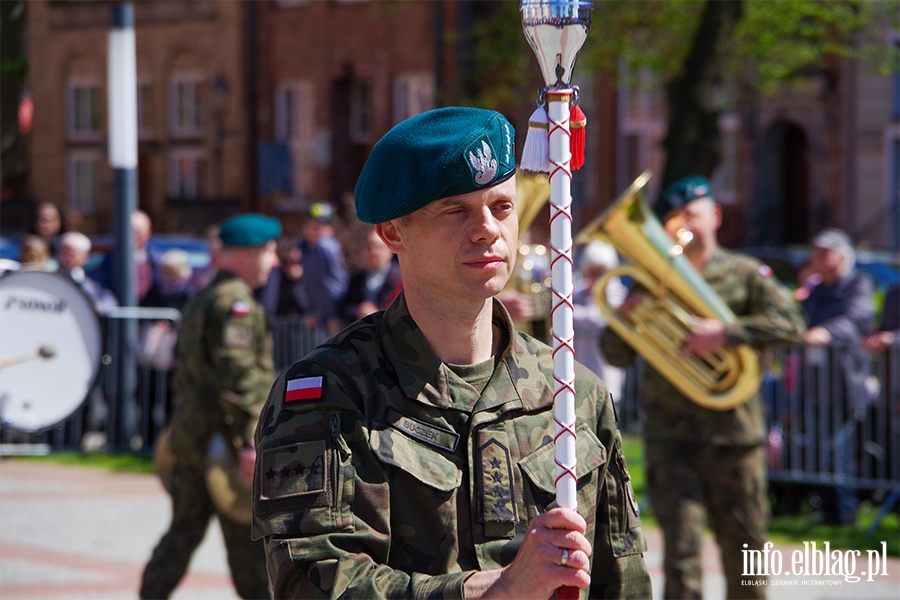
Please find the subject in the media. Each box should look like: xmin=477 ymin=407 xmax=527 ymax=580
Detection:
xmin=560 ymin=548 xmax=569 ymax=567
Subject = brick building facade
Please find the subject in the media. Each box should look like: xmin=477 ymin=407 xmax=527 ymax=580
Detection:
xmin=17 ymin=0 xmax=900 ymax=252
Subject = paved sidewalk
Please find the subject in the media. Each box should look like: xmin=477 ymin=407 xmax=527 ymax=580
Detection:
xmin=1 ymin=459 xmax=898 ymax=599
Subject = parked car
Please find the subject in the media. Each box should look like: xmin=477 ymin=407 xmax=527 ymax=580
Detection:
xmin=84 ymin=234 xmax=210 ymax=273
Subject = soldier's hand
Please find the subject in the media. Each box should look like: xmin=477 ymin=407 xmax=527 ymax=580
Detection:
xmin=803 ymin=325 xmax=832 ymax=347
xmin=463 ymin=508 xmax=591 ymax=599
xmin=862 ymin=331 xmax=894 ymax=354
xmin=618 ymin=291 xmax=646 ymax=321
xmin=681 ymin=317 xmax=727 ymax=358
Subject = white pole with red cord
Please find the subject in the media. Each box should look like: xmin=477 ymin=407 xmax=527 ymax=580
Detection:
xmin=520 ymin=2 xmax=592 ymax=598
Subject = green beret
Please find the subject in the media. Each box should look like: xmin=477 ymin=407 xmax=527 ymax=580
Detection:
xmin=654 ymin=175 xmax=714 ymax=222
xmin=219 ymin=213 xmax=282 ymax=247
xmin=354 ymin=107 xmax=516 ymax=224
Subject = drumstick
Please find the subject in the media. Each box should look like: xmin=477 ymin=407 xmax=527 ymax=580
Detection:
xmin=0 ymin=345 xmax=56 ymax=370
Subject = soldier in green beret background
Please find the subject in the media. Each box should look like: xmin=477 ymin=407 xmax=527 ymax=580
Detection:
xmin=252 ymin=107 xmax=651 ymax=599
xmin=601 ymin=176 xmax=806 ymax=599
xmin=141 ymin=213 xmax=281 ymax=599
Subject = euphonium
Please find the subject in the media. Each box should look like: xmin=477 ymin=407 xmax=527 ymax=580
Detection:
xmin=574 ymin=171 xmax=760 ymax=410
xmin=506 ymin=173 xmax=553 ymax=340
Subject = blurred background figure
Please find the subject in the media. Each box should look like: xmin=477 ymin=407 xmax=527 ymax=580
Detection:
xmin=95 ymin=209 xmax=160 ymax=304
xmin=802 ymin=229 xmax=873 ymax=349
xmin=299 ymin=202 xmax=347 ymax=334
xmin=131 ymin=210 xmax=158 ymax=303
xmin=573 ymin=240 xmax=626 ymax=403
xmin=143 ymin=249 xmax=193 ymax=310
xmin=339 ymin=227 xmax=401 ymax=324
xmin=801 ymin=228 xmax=874 ymax=526
xmin=256 ymin=237 xmax=309 ymax=317
xmin=17 ymin=234 xmax=54 ymax=271
xmin=138 ymin=249 xmax=193 ymax=448
xmin=29 ymin=201 xmax=66 ymax=268
xmin=57 ymin=231 xmax=118 ymax=314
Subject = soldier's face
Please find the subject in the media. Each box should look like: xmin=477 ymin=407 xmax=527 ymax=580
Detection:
xmin=663 ymin=198 xmax=720 ymax=254
xmin=378 ymin=177 xmax=518 ymax=304
xmin=248 ymin=241 xmax=279 ymax=289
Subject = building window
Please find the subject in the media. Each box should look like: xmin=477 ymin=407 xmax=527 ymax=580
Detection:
xmin=275 ymin=81 xmax=315 ymax=199
xmin=350 ymin=79 xmax=372 ymax=143
xmin=68 ymin=81 xmax=101 ymax=139
xmin=275 ymin=82 xmax=314 ymax=142
xmin=169 ymin=149 xmax=207 ymax=199
xmin=392 ymin=72 xmax=434 ymax=125
xmin=138 ymin=80 xmax=153 ymax=137
xmin=170 ymin=75 xmax=203 ymax=137
xmin=67 ymin=151 xmax=101 ymax=213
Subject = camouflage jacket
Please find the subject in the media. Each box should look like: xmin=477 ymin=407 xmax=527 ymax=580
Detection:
xmin=169 ymin=270 xmax=274 ymax=460
xmin=253 ymin=294 xmax=651 ymax=599
xmin=601 ymin=248 xmax=806 ymax=445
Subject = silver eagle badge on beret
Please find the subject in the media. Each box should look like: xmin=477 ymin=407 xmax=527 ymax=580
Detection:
xmin=467 ymin=138 xmax=498 ymax=186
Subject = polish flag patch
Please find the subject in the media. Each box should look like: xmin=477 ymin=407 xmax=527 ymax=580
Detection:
xmin=232 ymin=301 xmax=251 ymax=316
xmin=285 ymin=376 xmax=323 ymax=402
xmin=758 ymin=265 xmax=774 ymax=278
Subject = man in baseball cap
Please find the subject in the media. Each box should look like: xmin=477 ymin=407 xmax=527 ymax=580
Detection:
xmin=253 ymin=106 xmax=651 ymax=598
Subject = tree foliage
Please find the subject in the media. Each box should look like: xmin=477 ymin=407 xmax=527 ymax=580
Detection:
xmin=465 ymin=0 xmax=898 ymax=185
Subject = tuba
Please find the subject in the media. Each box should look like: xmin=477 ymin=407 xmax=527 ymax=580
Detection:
xmin=575 ymin=171 xmax=760 ymax=410
xmin=506 ymin=172 xmax=553 ymax=340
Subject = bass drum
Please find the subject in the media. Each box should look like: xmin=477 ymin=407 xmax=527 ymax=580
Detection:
xmin=0 ymin=270 xmax=103 ymax=432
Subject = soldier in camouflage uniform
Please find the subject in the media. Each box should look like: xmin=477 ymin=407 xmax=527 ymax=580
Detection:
xmin=253 ymin=107 xmax=651 ymax=599
xmin=601 ymin=176 xmax=806 ymax=599
xmin=141 ymin=214 xmax=281 ymax=600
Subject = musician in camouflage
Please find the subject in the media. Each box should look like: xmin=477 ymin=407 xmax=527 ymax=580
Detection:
xmin=601 ymin=176 xmax=806 ymax=600
xmin=141 ymin=214 xmax=280 ymax=600
xmin=253 ymin=107 xmax=651 ymax=599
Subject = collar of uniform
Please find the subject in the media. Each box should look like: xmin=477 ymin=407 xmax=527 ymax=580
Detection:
xmin=698 ymin=246 xmax=730 ymax=277
xmin=379 ymin=293 xmax=553 ymax=413
xmin=209 ymin=269 xmax=241 ymax=286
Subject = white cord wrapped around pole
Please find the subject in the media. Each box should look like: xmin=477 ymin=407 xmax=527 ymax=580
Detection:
xmin=546 ymin=90 xmax=578 ymax=512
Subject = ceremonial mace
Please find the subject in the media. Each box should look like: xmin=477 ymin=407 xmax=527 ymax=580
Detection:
xmin=520 ymin=2 xmax=592 ymax=597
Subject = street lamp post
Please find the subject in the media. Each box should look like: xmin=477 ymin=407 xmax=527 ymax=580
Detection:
xmin=108 ymin=1 xmax=139 ymax=448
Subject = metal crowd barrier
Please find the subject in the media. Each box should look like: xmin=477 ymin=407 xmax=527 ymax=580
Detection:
xmin=616 ymin=344 xmax=900 ymax=496
xmin=21 ymin=311 xmax=900 ymax=504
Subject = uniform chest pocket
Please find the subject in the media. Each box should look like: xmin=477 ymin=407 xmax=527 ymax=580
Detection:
xmin=369 ymin=427 xmax=463 ymax=565
xmin=369 ymin=427 xmax=462 ymax=492
xmin=518 ymin=425 xmax=608 ymax=516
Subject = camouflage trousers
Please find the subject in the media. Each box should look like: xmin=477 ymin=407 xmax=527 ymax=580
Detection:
xmin=645 ymin=441 xmax=769 ymax=600
xmin=139 ymin=460 xmax=270 ymax=599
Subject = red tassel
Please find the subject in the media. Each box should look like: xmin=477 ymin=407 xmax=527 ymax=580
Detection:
xmin=569 ymin=104 xmax=586 ymax=171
